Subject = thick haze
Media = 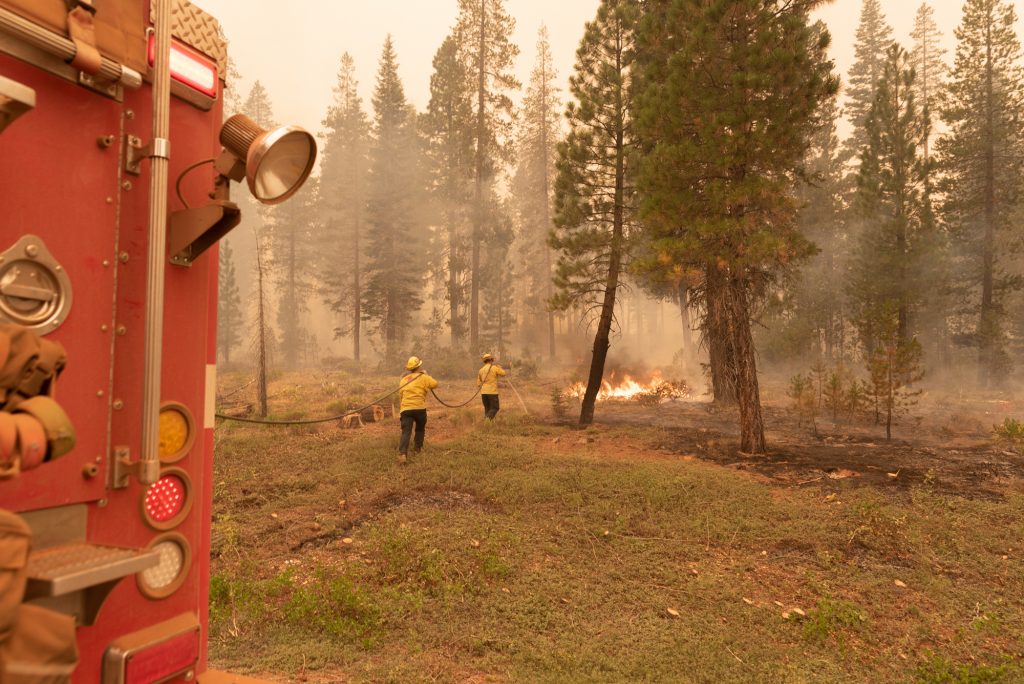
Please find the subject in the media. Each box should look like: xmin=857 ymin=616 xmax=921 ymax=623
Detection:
xmin=195 ymin=0 xmax=1024 ymax=155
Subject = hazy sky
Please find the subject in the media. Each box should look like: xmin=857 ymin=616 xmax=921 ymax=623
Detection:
xmin=195 ymin=1 xmax=1024 ymax=148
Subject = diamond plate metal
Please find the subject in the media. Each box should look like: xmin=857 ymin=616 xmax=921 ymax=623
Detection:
xmin=27 ymin=542 xmax=160 ymax=596
xmin=152 ymin=0 xmax=227 ymax=75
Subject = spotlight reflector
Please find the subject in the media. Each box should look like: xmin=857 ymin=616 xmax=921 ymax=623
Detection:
xmin=218 ymin=114 xmax=316 ymax=205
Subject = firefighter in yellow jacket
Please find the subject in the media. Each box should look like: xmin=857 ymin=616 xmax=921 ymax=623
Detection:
xmin=477 ymin=353 xmax=507 ymax=420
xmin=397 ymin=356 xmax=439 ymax=464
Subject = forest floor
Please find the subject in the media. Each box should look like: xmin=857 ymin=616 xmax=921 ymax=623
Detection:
xmin=207 ymin=369 xmax=1024 ymax=683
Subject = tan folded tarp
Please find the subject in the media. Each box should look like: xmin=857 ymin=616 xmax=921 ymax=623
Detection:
xmin=0 ymin=0 xmax=146 ymax=74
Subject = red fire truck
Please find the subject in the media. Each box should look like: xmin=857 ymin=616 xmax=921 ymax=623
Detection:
xmin=0 ymin=0 xmax=315 ymax=681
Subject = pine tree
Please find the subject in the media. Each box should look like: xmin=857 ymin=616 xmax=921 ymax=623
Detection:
xmin=224 ymin=81 xmax=279 ymax=331
xmin=938 ymin=0 xmax=1024 ymax=387
xmin=866 ymin=304 xmax=924 ymax=440
xmin=454 ymin=0 xmax=520 ymax=352
xmin=269 ymin=179 xmax=317 ymax=369
xmin=844 ymin=0 xmax=894 ymax=164
xmin=424 ymin=35 xmax=476 ymax=348
xmin=252 ymin=229 xmax=272 ymax=417
xmin=480 ymin=199 xmax=516 ymax=356
xmin=634 ymin=0 xmax=837 ymax=454
xmin=222 ymin=56 xmax=243 ymax=119
xmin=910 ymin=3 xmax=947 ymax=161
xmin=849 ymin=44 xmax=935 ymax=355
xmin=550 ymin=0 xmax=639 ymax=426
xmin=318 ymin=53 xmax=370 ymax=363
xmin=763 ymin=84 xmax=847 ymax=364
xmin=217 ymin=240 xmax=243 ymax=365
xmin=362 ymin=36 xmax=427 ymax=363
xmin=515 ymin=26 xmax=562 ymax=359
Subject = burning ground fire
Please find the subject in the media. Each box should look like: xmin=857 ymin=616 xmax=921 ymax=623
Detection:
xmin=566 ymin=372 xmax=690 ymax=404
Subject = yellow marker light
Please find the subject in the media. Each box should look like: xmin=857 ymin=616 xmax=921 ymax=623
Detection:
xmin=157 ymin=402 xmax=195 ymax=463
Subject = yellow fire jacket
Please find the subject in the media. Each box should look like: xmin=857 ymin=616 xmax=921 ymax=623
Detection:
xmin=477 ymin=363 xmax=506 ymax=395
xmin=398 ymin=372 xmax=439 ymax=412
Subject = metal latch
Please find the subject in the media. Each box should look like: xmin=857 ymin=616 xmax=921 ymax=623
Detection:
xmin=0 ymin=235 xmax=73 ymax=334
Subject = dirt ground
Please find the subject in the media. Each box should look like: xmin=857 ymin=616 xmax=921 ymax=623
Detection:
xmin=588 ymin=394 xmax=1024 ymax=499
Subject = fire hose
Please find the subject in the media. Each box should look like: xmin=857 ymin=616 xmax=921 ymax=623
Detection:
xmin=214 ymin=376 xmax=420 ymax=426
xmin=215 ymin=368 xmax=525 ymax=425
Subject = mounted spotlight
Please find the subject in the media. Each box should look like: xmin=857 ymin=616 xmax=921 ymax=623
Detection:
xmin=167 ymin=114 xmax=317 ymax=266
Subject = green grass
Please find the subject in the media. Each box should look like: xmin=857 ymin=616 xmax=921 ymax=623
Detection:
xmin=209 ymin=376 xmax=1024 ymax=683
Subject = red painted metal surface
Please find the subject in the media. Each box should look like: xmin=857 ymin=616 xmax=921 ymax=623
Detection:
xmin=0 ymin=38 xmax=223 ymax=682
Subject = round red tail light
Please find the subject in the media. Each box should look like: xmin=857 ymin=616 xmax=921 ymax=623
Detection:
xmin=141 ymin=469 xmax=192 ymax=530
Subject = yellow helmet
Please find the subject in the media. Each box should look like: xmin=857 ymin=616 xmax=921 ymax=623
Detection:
xmin=406 ymin=356 xmax=422 ymax=371
xmin=481 ymin=352 xmax=494 ymax=362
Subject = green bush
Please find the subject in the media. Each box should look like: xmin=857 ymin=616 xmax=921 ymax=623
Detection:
xmin=992 ymin=417 xmax=1024 ymax=443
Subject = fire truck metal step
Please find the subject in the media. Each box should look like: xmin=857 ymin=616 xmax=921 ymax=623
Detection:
xmin=25 ymin=542 xmax=160 ymax=597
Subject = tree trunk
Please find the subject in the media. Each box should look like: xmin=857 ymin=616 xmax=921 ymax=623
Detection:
xmin=725 ymin=275 xmax=765 ymax=454
xmin=448 ymin=206 xmax=461 ymax=348
xmin=255 ymin=231 xmax=269 ymax=418
xmin=580 ymin=45 xmax=626 ymax=426
xmin=705 ymin=267 xmax=737 ymax=404
xmin=470 ymin=0 xmax=486 ymax=353
xmin=353 ymin=215 xmax=361 ymax=364
xmin=980 ymin=19 xmax=996 ymax=387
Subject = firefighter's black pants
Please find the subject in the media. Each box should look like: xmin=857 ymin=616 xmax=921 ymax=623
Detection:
xmin=481 ymin=394 xmax=500 ymax=420
xmin=399 ymin=409 xmax=427 ymax=454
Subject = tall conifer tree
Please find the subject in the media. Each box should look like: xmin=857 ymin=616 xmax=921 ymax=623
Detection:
xmin=424 ymin=35 xmax=476 ymax=348
xmin=634 ymin=0 xmax=837 ymax=454
xmin=269 ymin=180 xmax=317 ymax=369
xmin=844 ymin=0 xmax=895 ymax=163
xmin=849 ymin=45 xmax=935 ymax=355
xmin=217 ymin=240 xmax=243 ymax=365
xmin=550 ymin=0 xmax=639 ymax=425
xmin=454 ymin=0 xmax=519 ymax=352
xmin=910 ymin=3 xmax=947 ymax=161
xmin=319 ymin=53 xmax=370 ymax=362
xmin=938 ymin=0 xmax=1024 ymax=386
xmin=515 ymin=26 xmax=562 ymax=358
xmin=363 ymin=37 xmax=427 ymax=362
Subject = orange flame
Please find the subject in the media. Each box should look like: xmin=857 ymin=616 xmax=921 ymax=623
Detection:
xmin=567 ymin=372 xmax=670 ymax=401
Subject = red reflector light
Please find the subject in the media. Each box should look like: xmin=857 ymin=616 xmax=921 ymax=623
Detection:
xmin=147 ymin=34 xmax=218 ymax=97
xmin=124 ymin=630 xmax=198 ymax=684
xmin=145 ymin=475 xmax=185 ymax=523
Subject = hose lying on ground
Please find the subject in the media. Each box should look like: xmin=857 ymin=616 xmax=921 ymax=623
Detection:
xmin=217 ymin=374 xmax=524 ymax=425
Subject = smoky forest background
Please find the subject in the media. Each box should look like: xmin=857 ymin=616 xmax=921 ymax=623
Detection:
xmin=215 ymin=0 xmax=1024 ymax=455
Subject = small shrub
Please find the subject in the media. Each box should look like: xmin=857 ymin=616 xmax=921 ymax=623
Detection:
xmin=635 ymin=380 xmax=690 ymax=407
xmin=992 ymin=418 xmax=1024 ymax=453
xmin=551 ymin=387 xmax=570 ymax=420
xmin=845 ymin=379 xmax=870 ymax=419
xmin=788 ymin=373 xmax=818 ymax=433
